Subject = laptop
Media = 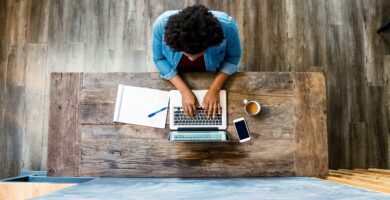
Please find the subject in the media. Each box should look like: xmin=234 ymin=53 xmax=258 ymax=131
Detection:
xmin=168 ymin=90 xmax=229 ymax=142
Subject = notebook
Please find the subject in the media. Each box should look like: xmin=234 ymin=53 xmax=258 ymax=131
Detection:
xmin=113 ymin=85 xmax=170 ymax=129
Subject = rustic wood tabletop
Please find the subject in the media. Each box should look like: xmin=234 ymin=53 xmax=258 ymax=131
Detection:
xmin=47 ymin=72 xmax=328 ymax=177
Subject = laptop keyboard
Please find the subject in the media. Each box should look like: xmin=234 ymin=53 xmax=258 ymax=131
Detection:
xmin=173 ymin=107 xmax=222 ymax=126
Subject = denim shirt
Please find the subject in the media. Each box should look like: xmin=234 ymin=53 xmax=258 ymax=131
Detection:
xmin=152 ymin=10 xmax=242 ymax=80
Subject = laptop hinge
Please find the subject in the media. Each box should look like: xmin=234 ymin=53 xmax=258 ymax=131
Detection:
xmin=177 ymin=127 xmax=219 ymax=131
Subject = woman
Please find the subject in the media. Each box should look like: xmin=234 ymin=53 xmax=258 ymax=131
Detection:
xmin=152 ymin=4 xmax=241 ymax=118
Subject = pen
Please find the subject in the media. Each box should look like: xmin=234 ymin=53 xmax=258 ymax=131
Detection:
xmin=148 ymin=107 xmax=168 ymax=118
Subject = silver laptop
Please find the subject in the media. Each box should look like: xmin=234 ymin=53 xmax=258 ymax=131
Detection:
xmin=169 ymin=90 xmax=229 ymax=142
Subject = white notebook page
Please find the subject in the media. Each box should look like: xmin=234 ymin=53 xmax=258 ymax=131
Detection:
xmin=113 ymin=85 xmax=169 ymax=129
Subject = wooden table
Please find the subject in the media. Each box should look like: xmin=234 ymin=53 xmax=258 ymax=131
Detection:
xmin=47 ymin=72 xmax=328 ymax=177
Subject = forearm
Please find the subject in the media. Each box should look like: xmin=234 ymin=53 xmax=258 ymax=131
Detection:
xmin=170 ymin=74 xmax=199 ymax=116
xmin=210 ymin=72 xmax=229 ymax=91
xmin=169 ymin=74 xmax=191 ymax=93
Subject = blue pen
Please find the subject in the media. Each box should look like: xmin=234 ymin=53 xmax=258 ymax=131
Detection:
xmin=148 ymin=107 xmax=168 ymax=118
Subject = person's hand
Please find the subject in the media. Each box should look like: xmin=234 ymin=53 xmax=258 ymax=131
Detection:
xmin=181 ymin=89 xmax=199 ymax=117
xmin=203 ymin=88 xmax=220 ymax=118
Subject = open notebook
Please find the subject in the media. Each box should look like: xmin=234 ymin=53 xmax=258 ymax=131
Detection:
xmin=113 ymin=85 xmax=170 ymax=129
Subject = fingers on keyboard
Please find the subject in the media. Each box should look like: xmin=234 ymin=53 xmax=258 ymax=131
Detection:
xmin=173 ymin=106 xmax=223 ymax=126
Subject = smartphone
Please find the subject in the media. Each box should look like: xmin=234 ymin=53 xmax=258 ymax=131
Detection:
xmin=233 ymin=117 xmax=251 ymax=143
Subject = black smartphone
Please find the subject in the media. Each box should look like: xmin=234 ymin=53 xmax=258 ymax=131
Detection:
xmin=233 ymin=117 xmax=251 ymax=143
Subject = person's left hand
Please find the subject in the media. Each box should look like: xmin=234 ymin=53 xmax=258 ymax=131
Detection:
xmin=203 ymin=88 xmax=221 ymax=118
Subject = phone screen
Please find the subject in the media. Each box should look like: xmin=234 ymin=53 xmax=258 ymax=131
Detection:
xmin=234 ymin=120 xmax=250 ymax=140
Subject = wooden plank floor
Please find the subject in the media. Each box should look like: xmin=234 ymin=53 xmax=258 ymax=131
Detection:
xmin=0 ymin=0 xmax=389 ymax=178
xmin=321 ymin=168 xmax=390 ymax=194
xmin=0 ymin=183 xmax=74 ymax=200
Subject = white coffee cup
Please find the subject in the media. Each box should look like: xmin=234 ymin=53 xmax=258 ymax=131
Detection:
xmin=243 ymin=99 xmax=261 ymax=116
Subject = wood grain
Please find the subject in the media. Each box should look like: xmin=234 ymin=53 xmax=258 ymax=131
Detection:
xmin=329 ymin=171 xmax=390 ymax=187
xmin=322 ymin=169 xmax=390 ymax=194
xmin=79 ymin=72 xmax=296 ymax=177
xmin=47 ymin=72 xmax=327 ymax=177
xmin=381 ymin=0 xmax=390 ymax=46
xmin=0 ymin=0 xmax=8 ymax=179
xmin=80 ymin=72 xmax=294 ymax=125
xmin=365 ymin=86 xmax=389 ymax=168
xmin=322 ymin=176 xmax=390 ymax=194
xmin=22 ymin=44 xmax=48 ymax=170
xmin=84 ymin=0 xmax=109 ymax=72
xmin=0 ymin=182 xmax=75 ymax=200
xmin=293 ymin=73 xmax=328 ymax=176
xmin=65 ymin=42 xmax=86 ymax=72
xmin=6 ymin=0 xmax=29 ymax=46
xmin=47 ymin=73 xmax=83 ymax=176
xmin=1 ymin=0 xmax=390 ymax=178
xmin=330 ymin=169 xmax=390 ymax=182
xmin=385 ymin=55 xmax=390 ymax=168
xmin=2 ymin=45 xmax=27 ymax=179
xmin=27 ymin=0 xmax=49 ymax=43
xmin=80 ymin=135 xmax=295 ymax=177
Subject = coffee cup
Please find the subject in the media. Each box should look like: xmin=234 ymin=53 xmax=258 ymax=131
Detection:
xmin=243 ymin=99 xmax=261 ymax=116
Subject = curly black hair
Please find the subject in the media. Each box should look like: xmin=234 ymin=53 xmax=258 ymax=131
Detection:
xmin=164 ymin=4 xmax=225 ymax=54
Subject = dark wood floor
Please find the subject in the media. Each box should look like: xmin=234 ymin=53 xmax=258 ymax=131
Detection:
xmin=0 ymin=0 xmax=389 ymax=178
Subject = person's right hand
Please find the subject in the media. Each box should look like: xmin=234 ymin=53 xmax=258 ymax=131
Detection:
xmin=181 ymin=89 xmax=199 ymax=117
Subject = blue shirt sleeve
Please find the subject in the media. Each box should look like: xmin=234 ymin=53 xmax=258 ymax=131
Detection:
xmin=152 ymin=16 xmax=177 ymax=80
xmin=219 ymin=17 xmax=242 ymax=75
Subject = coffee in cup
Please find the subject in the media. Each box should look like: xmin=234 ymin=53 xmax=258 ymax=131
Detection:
xmin=243 ymin=99 xmax=261 ymax=116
